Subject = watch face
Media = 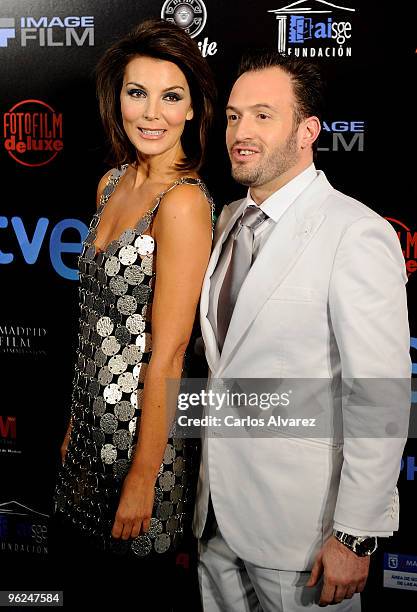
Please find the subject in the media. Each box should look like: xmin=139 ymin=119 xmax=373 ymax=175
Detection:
xmin=356 ymin=537 xmax=377 ymax=556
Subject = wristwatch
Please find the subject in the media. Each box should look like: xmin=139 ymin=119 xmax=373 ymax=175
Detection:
xmin=333 ymin=530 xmax=378 ymax=557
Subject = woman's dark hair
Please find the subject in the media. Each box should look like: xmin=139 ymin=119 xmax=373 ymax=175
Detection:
xmin=96 ymin=18 xmax=216 ymax=171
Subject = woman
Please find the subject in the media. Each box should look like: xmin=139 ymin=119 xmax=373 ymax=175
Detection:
xmin=53 ymin=17 xmax=215 ymax=573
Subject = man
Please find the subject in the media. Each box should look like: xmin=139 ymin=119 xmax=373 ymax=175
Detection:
xmin=193 ymin=51 xmax=410 ymax=611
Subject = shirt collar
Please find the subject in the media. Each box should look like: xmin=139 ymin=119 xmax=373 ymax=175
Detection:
xmin=245 ymin=163 xmax=317 ymax=223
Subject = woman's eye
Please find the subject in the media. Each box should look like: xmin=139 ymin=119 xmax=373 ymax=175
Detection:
xmin=164 ymin=93 xmax=181 ymax=102
xmin=227 ymin=114 xmax=238 ymax=122
xmin=127 ymin=89 xmax=146 ymax=98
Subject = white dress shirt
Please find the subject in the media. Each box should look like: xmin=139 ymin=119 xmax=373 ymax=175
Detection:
xmin=208 ymin=164 xmax=317 ymax=337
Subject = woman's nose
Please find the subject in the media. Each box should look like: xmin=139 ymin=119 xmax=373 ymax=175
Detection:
xmin=143 ymin=98 xmax=160 ymax=121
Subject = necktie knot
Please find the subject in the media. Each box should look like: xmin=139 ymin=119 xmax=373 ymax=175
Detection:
xmin=239 ymin=205 xmax=267 ymax=230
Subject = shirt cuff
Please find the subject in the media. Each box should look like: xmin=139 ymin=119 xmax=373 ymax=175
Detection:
xmin=333 ymin=522 xmax=393 ymax=537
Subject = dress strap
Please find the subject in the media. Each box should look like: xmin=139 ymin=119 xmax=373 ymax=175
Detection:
xmin=91 ymin=168 xmax=215 ymax=243
xmin=149 ymin=176 xmax=215 ymax=230
xmin=96 ymin=163 xmax=129 ymax=216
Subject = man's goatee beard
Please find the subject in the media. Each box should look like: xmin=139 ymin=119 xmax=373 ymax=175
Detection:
xmin=231 ymin=166 xmax=261 ymax=186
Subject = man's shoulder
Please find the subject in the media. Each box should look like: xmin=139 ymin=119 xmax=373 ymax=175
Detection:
xmin=319 ymin=184 xmax=399 ymax=251
xmin=324 ymin=185 xmax=384 ymax=227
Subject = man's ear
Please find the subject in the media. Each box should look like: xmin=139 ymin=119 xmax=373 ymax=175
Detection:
xmin=186 ymin=107 xmax=194 ymax=121
xmin=299 ymin=116 xmax=321 ymax=150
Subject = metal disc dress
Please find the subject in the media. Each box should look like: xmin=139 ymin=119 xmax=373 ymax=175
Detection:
xmin=54 ymin=166 xmax=214 ymax=557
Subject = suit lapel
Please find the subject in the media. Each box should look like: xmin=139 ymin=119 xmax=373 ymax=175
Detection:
xmin=217 ymin=172 xmax=332 ymax=374
xmin=206 ymin=198 xmax=247 ymax=280
xmin=200 ymin=198 xmax=248 ymax=373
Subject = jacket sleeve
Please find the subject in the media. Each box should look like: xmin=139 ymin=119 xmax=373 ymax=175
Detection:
xmin=329 ymin=215 xmax=411 ymax=535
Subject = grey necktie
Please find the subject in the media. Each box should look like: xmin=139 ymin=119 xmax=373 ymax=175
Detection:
xmin=217 ymin=205 xmax=268 ymax=351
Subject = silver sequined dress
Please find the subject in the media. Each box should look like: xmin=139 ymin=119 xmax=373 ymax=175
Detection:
xmin=54 ymin=165 xmax=214 ymax=557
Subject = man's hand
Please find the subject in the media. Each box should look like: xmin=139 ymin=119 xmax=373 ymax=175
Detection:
xmin=306 ymin=536 xmax=370 ymax=606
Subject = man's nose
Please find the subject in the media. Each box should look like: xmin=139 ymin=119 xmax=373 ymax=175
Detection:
xmin=232 ymin=116 xmax=254 ymax=141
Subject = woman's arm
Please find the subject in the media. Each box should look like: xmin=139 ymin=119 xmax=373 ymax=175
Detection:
xmin=111 ymin=183 xmax=212 ymax=540
xmin=60 ymin=418 xmax=72 ymax=465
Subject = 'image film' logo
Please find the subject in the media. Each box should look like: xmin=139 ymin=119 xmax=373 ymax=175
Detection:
xmin=0 ymin=18 xmax=15 ymax=47
xmin=318 ymin=120 xmax=365 ymax=152
xmin=0 ymin=16 xmax=94 ymax=47
xmin=269 ymin=0 xmax=355 ymax=58
xmin=385 ymin=218 xmax=417 ymax=277
xmin=2 ymin=100 xmax=63 ymax=167
xmin=161 ymin=0 xmax=217 ymax=57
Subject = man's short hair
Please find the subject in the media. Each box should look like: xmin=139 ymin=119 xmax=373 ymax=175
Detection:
xmin=237 ymin=50 xmax=325 ymax=129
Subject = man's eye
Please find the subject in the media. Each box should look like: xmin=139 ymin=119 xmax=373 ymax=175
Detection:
xmin=258 ymin=113 xmax=269 ymax=120
xmin=128 ymin=89 xmax=146 ymax=98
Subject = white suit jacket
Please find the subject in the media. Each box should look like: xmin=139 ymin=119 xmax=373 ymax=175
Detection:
xmin=193 ymin=170 xmax=410 ymax=570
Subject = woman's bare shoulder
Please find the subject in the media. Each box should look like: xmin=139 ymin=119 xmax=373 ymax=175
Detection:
xmin=159 ymin=179 xmax=211 ymax=216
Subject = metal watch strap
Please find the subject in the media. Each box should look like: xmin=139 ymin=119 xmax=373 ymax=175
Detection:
xmin=333 ymin=530 xmax=378 ymax=556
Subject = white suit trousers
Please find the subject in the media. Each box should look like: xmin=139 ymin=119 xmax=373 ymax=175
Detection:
xmin=198 ymin=527 xmax=361 ymax=612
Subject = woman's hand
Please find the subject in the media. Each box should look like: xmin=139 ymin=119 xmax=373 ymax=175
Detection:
xmin=111 ymin=471 xmax=156 ymax=540
xmin=60 ymin=419 xmax=72 ymax=465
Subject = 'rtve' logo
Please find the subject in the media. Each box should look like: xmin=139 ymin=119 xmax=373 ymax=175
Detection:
xmin=0 ymin=217 xmax=88 ymax=280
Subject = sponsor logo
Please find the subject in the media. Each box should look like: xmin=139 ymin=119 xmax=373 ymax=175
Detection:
xmin=0 ymin=501 xmax=48 ymax=555
xmin=2 ymin=100 xmax=63 ymax=167
xmin=400 ymin=456 xmax=417 ymax=481
xmin=0 ymin=324 xmax=47 ymax=356
xmin=411 ymin=337 xmax=417 ymax=404
xmin=383 ymin=553 xmax=417 ymax=591
xmin=0 ymin=416 xmax=20 ymax=456
xmin=161 ymin=0 xmax=206 ymax=38
xmin=0 ymin=216 xmax=88 ymax=280
xmin=318 ymin=120 xmax=365 ymax=152
xmin=176 ymin=552 xmax=190 ymax=568
xmin=161 ymin=0 xmax=217 ymax=57
xmin=0 ymin=18 xmax=15 ymax=47
xmin=0 ymin=15 xmax=94 ymax=47
xmin=388 ymin=554 xmax=399 ymax=569
xmin=385 ymin=218 xmax=417 ymax=277
xmin=0 ymin=417 xmax=16 ymax=440
xmin=268 ymin=0 xmax=355 ymax=58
